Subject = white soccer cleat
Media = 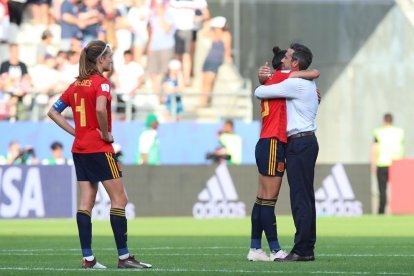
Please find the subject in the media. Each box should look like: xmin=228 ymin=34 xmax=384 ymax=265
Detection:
xmin=270 ymin=249 xmax=289 ymax=261
xmin=247 ymin=248 xmax=270 ymax=261
xmin=82 ymin=257 xmax=107 ymax=269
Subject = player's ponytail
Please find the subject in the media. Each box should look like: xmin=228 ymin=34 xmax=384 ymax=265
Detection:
xmin=77 ymin=40 xmax=108 ymax=81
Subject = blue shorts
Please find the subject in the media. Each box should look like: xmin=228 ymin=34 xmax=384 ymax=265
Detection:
xmin=202 ymin=60 xmax=222 ymax=73
xmin=73 ymin=152 xmax=122 ymax=182
xmin=166 ymin=94 xmax=183 ymax=114
xmin=255 ymin=138 xmax=286 ymax=177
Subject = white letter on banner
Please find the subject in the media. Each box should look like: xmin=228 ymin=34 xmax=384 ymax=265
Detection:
xmin=20 ymin=167 xmax=45 ymax=217
xmin=0 ymin=167 xmax=22 ymax=218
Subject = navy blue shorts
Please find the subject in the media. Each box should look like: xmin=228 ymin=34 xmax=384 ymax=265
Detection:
xmin=73 ymin=152 xmax=122 ymax=182
xmin=202 ymin=60 xmax=222 ymax=73
xmin=255 ymin=138 xmax=286 ymax=177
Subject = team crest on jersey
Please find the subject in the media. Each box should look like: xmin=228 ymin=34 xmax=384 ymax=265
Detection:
xmin=101 ymin=84 xmax=110 ymax=92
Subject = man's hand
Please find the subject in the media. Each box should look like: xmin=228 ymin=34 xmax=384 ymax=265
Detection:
xmin=96 ymin=128 xmax=114 ymax=143
xmin=258 ymin=62 xmax=272 ymax=84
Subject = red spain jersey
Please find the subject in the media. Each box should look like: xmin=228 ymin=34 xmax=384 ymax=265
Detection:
xmin=60 ymin=74 xmax=114 ymax=153
xmin=259 ymin=70 xmax=291 ymax=142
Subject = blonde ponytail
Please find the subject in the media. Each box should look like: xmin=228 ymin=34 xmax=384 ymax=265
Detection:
xmin=76 ymin=40 xmax=107 ymax=81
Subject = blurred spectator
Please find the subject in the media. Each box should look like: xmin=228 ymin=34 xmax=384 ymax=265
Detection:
xmin=55 ymin=49 xmax=68 ymax=70
xmin=191 ymin=0 xmax=209 ymax=71
xmin=0 ymin=0 xmax=9 ymax=43
xmin=0 ymin=43 xmax=32 ymax=121
xmin=127 ymin=0 xmax=150 ymax=65
xmin=69 ymin=33 xmax=83 ymax=53
xmin=0 ymin=141 xmax=39 ymax=165
xmin=112 ymin=3 xmax=133 ymax=70
xmin=169 ymin=0 xmax=209 ymax=86
xmin=60 ymin=0 xmax=82 ymax=51
xmin=0 ymin=140 xmax=21 ymax=164
xmin=200 ymin=16 xmax=232 ymax=107
xmin=147 ymin=0 xmax=175 ymax=96
xmin=371 ymin=113 xmax=404 ymax=214
xmin=27 ymin=0 xmax=51 ymax=25
xmin=214 ymin=119 xmax=242 ymax=164
xmin=137 ymin=113 xmax=160 ymax=165
xmin=41 ymin=141 xmax=73 ymax=165
xmin=7 ymin=0 xmax=27 ymax=27
xmin=114 ymin=49 xmax=145 ymax=116
xmin=51 ymin=0 xmax=64 ymax=23
xmin=30 ymin=54 xmax=62 ymax=116
xmin=78 ymin=0 xmax=104 ymax=45
xmin=36 ymin=29 xmax=55 ymax=64
xmin=161 ymin=59 xmax=183 ymax=121
xmin=61 ymin=49 xmax=79 ymax=80
xmin=101 ymin=0 xmax=121 ymax=48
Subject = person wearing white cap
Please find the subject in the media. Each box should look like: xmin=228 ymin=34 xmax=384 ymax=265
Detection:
xmin=200 ymin=16 xmax=232 ymax=107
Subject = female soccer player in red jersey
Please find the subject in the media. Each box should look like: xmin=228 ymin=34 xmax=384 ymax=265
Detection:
xmin=48 ymin=40 xmax=152 ymax=269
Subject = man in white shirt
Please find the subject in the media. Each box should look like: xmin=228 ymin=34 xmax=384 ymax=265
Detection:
xmin=115 ymin=49 xmax=145 ymax=114
xmin=255 ymin=43 xmax=319 ymax=262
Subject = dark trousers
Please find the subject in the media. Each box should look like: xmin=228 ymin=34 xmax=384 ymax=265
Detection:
xmin=376 ymin=167 xmax=389 ymax=214
xmin=286 ymin=135 xmax=319 ymax=256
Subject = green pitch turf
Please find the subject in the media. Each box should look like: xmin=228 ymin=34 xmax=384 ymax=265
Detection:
xmin=0 ymin=216 xmax=413 ymax=275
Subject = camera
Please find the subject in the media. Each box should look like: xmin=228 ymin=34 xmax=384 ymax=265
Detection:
xmin=205 ymin=152 xmax=231 ymax=163
xmin=14 ymin=146 xmax=36 ymax=164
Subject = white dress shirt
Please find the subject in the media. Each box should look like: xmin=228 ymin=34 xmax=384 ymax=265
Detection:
xmin=255 ymin=78 xmax=318 ymax=137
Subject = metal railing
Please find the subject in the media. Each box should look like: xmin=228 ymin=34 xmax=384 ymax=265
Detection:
xmin=1 ymin=79 xmax=253 ymax=122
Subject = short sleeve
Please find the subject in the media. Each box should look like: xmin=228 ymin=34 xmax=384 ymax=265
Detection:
xmin=95 ymin=79 xmax=111 ymax=101
xmin=60 ymin=84 xmax=73 ymax=106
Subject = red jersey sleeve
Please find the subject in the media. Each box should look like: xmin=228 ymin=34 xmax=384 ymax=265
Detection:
xmin=94 ymin=78 xmax=111 ymax=101
xmin=60 ymin=83 xmax=74 ymax=106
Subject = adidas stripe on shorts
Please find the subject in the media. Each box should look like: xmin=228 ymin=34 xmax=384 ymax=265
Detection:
xmin=73 ymin=152 xmax=122 ymax=182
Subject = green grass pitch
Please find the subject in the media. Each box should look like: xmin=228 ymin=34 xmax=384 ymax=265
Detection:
xmin=0 ymin=216 xmax=413 ymax=275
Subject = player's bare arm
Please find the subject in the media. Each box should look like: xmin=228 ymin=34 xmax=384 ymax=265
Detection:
xmin=47 ymin=108 xmax=75 ymax=137
xmin=96 ymin=95 xmax=114 ymax=143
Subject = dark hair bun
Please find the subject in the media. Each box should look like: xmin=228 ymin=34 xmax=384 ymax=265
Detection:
xmin=272 ymin=46 xmax=281 ymax=55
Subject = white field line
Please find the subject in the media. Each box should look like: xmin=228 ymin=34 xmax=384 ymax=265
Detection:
xmin=0 ymin=245 xmax=413 ymax=252
xmin=0 ymin=251 xmax=413 ymax=257
xmin=0 ymin=267 xmax=411 ymax=275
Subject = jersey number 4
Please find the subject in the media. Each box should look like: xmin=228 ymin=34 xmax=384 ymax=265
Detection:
xmin=74 ymin=93 xmax=86 ymax=127
xmin=261 ymin=100 xmax=269 ymax=117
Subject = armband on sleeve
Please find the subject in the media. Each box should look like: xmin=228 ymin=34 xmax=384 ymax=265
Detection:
xmin=52 ymin=98 xmax=68 ymax=113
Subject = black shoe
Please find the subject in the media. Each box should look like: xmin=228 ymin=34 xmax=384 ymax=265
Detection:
xmin=277 ymin=252 xmax=315 ymax=262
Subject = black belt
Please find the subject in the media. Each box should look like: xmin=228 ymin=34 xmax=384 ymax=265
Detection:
xmin=288 ymin=131 xmax=315 ymax=141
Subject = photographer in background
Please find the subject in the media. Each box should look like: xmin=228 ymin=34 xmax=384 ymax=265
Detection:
xmin=206 ymin=119 xmax=242 ymax=165
xmin=42 ymin=141 xmax=73 ymax=165
xmin=0 ymin=140 xmax=39 ymax=165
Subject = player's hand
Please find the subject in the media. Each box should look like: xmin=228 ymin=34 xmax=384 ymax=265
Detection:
xmin=258 ymin=62 xmax=271 ymax=84
xmin=96 ymin=128 xmax=114 ymax=143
